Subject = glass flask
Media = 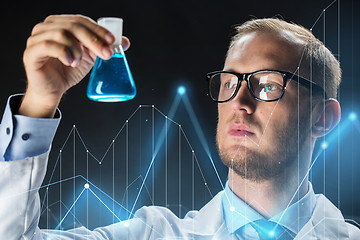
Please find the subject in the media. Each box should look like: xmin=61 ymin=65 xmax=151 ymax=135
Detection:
xmin=87 ymin=17 xmax=136 ymax=102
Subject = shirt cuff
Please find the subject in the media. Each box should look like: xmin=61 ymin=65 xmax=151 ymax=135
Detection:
xmin=0 ymin=94 xmax=61 ymax=161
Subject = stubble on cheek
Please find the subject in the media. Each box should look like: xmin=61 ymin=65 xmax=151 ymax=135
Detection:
xmin=216 ymin=106 xmax=309 ymax=182
xmin=217 ymin=122 xmax=285 ymax=182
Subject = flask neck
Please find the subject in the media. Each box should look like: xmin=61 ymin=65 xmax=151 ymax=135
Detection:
xmin=111 ymin=44 xmax=125 ymax=55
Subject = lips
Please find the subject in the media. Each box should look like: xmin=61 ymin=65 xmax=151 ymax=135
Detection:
xmin=228 ymin=124 xmax=255 ymax=137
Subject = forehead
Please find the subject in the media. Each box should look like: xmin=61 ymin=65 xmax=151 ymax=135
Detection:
xmin=225 ymin=31 xmax=305 ymax=73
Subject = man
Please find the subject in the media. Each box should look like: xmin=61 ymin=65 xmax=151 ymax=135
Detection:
xmin=0 ymin=14 xmax=359 ymax=239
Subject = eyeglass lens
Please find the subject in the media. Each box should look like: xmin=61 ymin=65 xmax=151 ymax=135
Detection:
xmin=209 ymin=71 xmax=285 ymax=102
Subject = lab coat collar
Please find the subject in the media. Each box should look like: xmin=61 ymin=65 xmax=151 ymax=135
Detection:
xmin=270 ymin=181 xmax=317 ymax=234
xmin=182 ymin=191 xmax=228 ymax=237
xmin=294 ymin=194 xmax=350 ymax=239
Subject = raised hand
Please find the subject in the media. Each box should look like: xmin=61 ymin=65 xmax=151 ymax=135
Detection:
xmin=20 ymin=14 xmax=130 ymax=118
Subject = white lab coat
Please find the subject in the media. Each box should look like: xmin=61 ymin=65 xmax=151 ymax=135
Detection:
xmin=0 ymin=152 xmax=359 ymax=239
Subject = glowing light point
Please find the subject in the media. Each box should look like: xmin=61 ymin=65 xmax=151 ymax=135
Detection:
xmin=177 ymin=86 xmax=186 ymax=95
xmin=269 ymin=231 xmax=274 ymax=237
xmin=230 ymin=206 xmax=235 ymax=212
xmin=99 ymin=162 xmax=102 ymax=165
xmin=84 ymin=183 xmax=90 ymax=189
xmin=349 ymin=112 xmax=357 ymax=121
xmin=73 ymin=125 xmax=76 ymax=128
xmin=321 ymin=141 xmax=328 ymax=149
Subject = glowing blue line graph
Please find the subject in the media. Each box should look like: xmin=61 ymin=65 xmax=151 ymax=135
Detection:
xmin=37 ymin=174 xmax=164 ymax=235
xmin=37 ymin=80 xmax=359 ymax=231
xmin=182 ymin=94 xmax=225 ymax=190
xmin=39 ymin=87 xmax=217 ymax=230
xmin=55 ymin=188 xmax=85 ymax=230
xmin=88 ymin=187 xmax=122 ymax=222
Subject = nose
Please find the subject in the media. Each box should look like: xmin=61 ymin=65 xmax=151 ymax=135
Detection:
xmin=230 ymin=80 xmax=256 ymax=114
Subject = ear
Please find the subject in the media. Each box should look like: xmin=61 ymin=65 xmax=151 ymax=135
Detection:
xmin=312 ymin=98 xmax=341 ymax=138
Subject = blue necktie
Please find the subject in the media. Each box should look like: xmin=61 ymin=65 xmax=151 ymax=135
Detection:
xmin=236 ymin=219 xmax=295 ymax=240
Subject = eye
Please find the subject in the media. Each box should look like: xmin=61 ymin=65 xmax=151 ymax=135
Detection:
xmin=255 ymin=74 xmax=283 ymax=93
xmin=223 ymin=76 xmax=238 ymax=89
xmin=262 ymin=82 xmax=281 ymax=92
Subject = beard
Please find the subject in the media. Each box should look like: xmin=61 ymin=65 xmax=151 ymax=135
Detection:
xmin=216 ymin=111 xmax=311 ymax=183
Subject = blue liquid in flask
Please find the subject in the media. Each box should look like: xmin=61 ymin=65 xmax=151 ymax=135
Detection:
xmin=87 ymin=49 xmax=136 ymax=102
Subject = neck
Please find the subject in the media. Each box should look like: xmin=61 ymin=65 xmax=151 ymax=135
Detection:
xmin=227 ymin=164 xmax=309 ymax=218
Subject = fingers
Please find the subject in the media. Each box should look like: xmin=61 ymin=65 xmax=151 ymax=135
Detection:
xmin=27 ymin=29 xmax=84 ymax=66
xmin=24 ymin=40 xmax=77 ymax=69
xmin=43 ymin=15 xmax=115 ymax=46
xmin=30 ymin=18 xmax=114 ymax=60
xmin=44 ymin=15 xmax=131 ymax=51
xmin=25 ymin=14 xmax=131 ymax=71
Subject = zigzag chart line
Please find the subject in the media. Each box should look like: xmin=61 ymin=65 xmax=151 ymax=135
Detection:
xmin=39 ymin=92 xmax=216 ymax=229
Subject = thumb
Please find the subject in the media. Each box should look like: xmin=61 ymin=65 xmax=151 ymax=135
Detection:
xmin=121 ymin=36 xmax=130 ymax=51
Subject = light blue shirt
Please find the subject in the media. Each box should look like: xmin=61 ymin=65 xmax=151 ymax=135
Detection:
xmin=222 ymin=181 xmax=316 ymax=238
xmin=0 ymin=94 xmax=61 ymax=161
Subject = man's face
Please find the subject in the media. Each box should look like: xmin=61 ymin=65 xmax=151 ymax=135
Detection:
xmin=216 ymin=31 xmax=313 ymax=182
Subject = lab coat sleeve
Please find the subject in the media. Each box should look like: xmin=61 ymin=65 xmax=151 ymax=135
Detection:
xmin=347 ymin=223 xmax=360 ymax=239
xmin=0 ymin=151 xmax=50 ymax=239
xmin=40 ymin=207 xmax=159 ymax=239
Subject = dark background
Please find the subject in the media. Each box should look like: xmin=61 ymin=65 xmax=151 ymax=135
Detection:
xmin=0 ymin=0 xmax=359 ymax=231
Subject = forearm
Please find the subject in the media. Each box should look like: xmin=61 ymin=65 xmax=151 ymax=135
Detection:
xmin=18 ymin=89 xmax=62 ymax=118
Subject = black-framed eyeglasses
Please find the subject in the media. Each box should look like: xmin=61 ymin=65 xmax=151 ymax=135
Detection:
xmin=206 ymin=70 xmax=327 ymax=103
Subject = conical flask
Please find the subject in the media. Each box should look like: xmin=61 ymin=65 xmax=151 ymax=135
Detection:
xmin=87 ymin=17 xmax=136 ymax=102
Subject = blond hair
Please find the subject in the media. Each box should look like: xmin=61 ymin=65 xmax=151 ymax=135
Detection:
xmin=228 ymin=18 xmax=341 ymax=99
